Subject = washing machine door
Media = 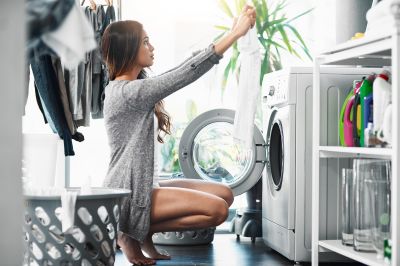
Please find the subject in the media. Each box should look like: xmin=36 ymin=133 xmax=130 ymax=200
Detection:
xmin=264 ymin=105 xmax=295 ymax=229
xmin=178 ymin=109 xmax=266 ymax=196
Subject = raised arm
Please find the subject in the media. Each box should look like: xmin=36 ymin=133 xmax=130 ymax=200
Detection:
xmin=123 ymin=5 xmax=256 ymax=109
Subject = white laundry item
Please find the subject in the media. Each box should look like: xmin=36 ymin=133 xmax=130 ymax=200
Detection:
xmin=61 ymin=189 xmax=78 ymax=233
xmin=233 ymin=27 xmax=261 ymax=149
xmin=42 ymin=1 xmax=97 ymax=70
xmin=365 ymin=0 xmax=397 ymax=38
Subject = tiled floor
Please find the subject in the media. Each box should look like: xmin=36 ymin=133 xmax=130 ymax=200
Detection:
xmin=114 ymin=231 xmax=364 ymax=266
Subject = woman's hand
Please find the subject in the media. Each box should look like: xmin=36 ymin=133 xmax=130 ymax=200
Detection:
xmin=213 ymin=4 xmax=256 ymax=55
xmin=231 ymin=5 xmax=256 ymax=38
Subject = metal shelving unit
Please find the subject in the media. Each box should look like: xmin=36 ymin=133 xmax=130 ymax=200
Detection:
xmin=311 ymin=5 xmax=400 ymax=265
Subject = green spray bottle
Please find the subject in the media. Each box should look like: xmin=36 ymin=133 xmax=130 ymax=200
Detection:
xmin=360 ymin=74 xmax=375 ymax=147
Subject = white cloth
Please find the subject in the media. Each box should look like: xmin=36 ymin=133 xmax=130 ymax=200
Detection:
xmin=365 ymin=0 xmax=398 ymax=38
xmin=42 ymin=1 xmax=97 ymax=70
xmin=233 ymin=28 xmax=261 ymax=149
xmin=61 ymin=189 xmax=78 ymax=233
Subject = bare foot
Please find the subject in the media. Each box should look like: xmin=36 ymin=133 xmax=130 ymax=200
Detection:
xmin=117 ymin=232 xmax=156 ymax=265
xmin=141 ymin=234 xmax=171 ymax=260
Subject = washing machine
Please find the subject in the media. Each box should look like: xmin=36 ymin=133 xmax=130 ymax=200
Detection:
xmin=178 ymin=108 xmax=266 ymax=198
xmin=261 ymin=66 xmax=381 ymax=262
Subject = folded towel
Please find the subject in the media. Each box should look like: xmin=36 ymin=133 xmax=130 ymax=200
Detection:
xmin=233 ymin=28 xmax=261 ymax=149
xmin=61 ymin=189 xmax=78 ymax=233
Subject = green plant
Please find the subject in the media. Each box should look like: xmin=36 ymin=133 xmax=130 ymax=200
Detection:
xmin=215 ymin=0 xmax=313 ymax=89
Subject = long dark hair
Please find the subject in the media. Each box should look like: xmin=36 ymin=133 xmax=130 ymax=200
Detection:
xmin=101 ymin=20 xmax=171 ymax=143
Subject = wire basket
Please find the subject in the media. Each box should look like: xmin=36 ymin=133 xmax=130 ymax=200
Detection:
xmin=152 ymin=227 xmax=216 ymax=246
xmin=22 ymin=188 xmax=130 ymax=266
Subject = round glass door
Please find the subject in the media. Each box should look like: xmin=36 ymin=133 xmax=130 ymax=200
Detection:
xmin=192 ymin=122 xmax=253 ymax=186
xmin=179 ymin=109 xmax=266 ymax=196
xmin=267 ymin=120 xmax=284 ymax=190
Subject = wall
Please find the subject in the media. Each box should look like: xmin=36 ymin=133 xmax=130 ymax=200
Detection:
xmin=0 ymin=0 xmax=23 ymax=264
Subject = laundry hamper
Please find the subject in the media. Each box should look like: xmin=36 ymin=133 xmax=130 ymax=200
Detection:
xmin=23 ymin=188 xmax=130 ymax=266
xmin=152 ymin=228 xmax=216 ymax=246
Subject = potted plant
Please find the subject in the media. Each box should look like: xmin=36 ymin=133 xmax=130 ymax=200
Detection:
xmin=215 ymin=0 xmax=313 ymax=89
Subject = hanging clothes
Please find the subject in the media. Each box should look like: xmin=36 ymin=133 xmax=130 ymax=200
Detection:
xmin=26 ymin=0 xmax=76 ymax=59
xmin=30 ymin=54 xmax=75 ymax=156
xmin=41 ymin=1 xmax=97 ymax=70
xmin=233 ymin=28 xmax=261 ymax=150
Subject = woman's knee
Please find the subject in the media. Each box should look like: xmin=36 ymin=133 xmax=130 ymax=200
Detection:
xmin=209 ymin=198 xmax=229 ymax=226
xmin=222 ymin=186 xmax=234 ymax=207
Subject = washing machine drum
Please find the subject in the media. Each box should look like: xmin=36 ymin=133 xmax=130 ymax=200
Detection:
xmin=179 ymin=109 xmax=266 ymax=196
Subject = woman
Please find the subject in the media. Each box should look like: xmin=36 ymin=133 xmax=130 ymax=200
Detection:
xmin=101 ymin=5 xmax=256 ymax=265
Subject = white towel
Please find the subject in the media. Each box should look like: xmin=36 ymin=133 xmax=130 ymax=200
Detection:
xmin=42 ymin=1 xmax=97 ymax=70
xmin=233 ymin=28 xmax=261 ymax=149
xmin=61 ymin=189 xmax=78 ymax=233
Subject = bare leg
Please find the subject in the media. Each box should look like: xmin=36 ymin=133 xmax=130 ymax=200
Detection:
xmin=149 ymin=187 xmax=229 ymax=232
xmin=159 ymin=178 xmax=234 ymax=207
xmin=141 ymin=234 xmax=171 ymax=260
xmin=143 ymin=179 xmax=233 ymax=259
xmin=117 ymin=232 xmax=156 ymax=265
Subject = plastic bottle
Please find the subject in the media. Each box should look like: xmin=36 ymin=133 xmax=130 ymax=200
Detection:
xmin=359 ymin=74 xmax=375 ymax=147
xmin=364 ymin=122 xmax=374 ymax=147
xmin=352 ymin=79 xmax=364 ymax=147
xmin=373 ymin=70 xmax=391 ymax=134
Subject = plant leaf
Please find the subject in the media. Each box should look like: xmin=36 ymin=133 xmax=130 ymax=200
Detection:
xmin=277 ymin=25 xmax=293 ymax=53
xmin=261 ymin=18 xmax=287 ymax=32
xmin=286 ymin=7 xmax=314 ymax=24
xmin=261 ymin=0 xmax=268 ymax=19
xmin=213 ymin=32 xmax=226 ymax=42
xmin=284 ymin=24 xmax=313 ymax=60
xmin=291 ymin=39 xmax=313 ymax=60
xmin=214 ymin=25 xmax=230 ymax=31
xmin=260 ymin=51 xmax=271 ymax=85
xmin=218 ymin=0 xmax=234 ymax=18
xmin=221 ymin=59 xmax=233 ymax=94
xmin=269 ymin=0 xmax=287 ymax=20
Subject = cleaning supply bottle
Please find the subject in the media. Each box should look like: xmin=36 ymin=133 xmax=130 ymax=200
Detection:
xmin=359 ymin=74 xmax=375 ymax=147
xmin=364 ymin=122 xmax=375 ymax=147
xmin=363 ymin=94 xmax=373 ymax=133
xmin=339 ymin=89 xmax=354 ymax=146
xmin=352 ymin=79 xmax=364 ymax=147
xmin=373 ymin=70 xmax=391 ymax=135
xmin=344 ymin=95 xmax=355 ymax=147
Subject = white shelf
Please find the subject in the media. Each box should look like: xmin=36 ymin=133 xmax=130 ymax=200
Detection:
xmin=312 ymin=8 xmax=400 ymax=264
xmin=319 ymin=146 xmax=392 ymax=159
xmin=319 ymin=240 xmax=386 ymax=266
xmin=319 ymin=34 xmax=392 ymax=66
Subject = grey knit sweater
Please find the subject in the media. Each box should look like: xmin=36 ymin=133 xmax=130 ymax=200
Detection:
xmin=103 ymin=44 xmax=222 ymax=242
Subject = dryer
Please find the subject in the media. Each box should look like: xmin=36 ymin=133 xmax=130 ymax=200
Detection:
xmin=261 ymin=66 xmax=380 ymax=262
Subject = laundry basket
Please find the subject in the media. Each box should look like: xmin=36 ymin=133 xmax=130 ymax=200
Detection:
xmin=23 ymin=188 xmax=130 ymax=266
xmin=152 ymin=228 xmax=216 ymax=246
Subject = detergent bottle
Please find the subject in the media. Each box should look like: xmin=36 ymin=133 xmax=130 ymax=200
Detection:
xmin=373 ymin=70 xmax=391 ymax=134
xmin=352 ymin=79 xmax=364 ymax=147
xmin=359 ymin=74 xmax=375 ymax=147
xmin=339 ymin=89 xmax=354 ymax=146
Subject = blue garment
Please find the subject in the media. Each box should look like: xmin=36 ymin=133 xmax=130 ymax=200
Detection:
xmin=30 ymin=54 xmax=75 ymax=156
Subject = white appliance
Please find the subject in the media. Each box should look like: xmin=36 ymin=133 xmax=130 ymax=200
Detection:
xmin=261 ymin=66 xmax=380 ymax=262
xmin=177 ymin=66 xmax=379 ymax=262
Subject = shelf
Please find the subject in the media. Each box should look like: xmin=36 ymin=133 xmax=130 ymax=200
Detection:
xmin=319 ymin=240 xmax=386 ymax=266
xmin=318 ymin=34 xmax=392 ymax=66
xmin=319 ymin=146 xmax=392 ymax=159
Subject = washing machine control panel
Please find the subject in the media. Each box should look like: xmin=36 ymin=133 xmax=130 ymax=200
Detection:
xmin=262 ymin=74 xmax=290 ymax=107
